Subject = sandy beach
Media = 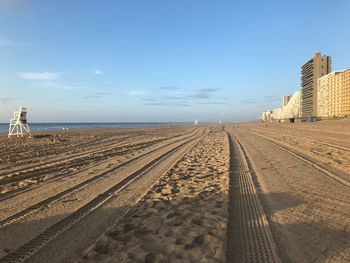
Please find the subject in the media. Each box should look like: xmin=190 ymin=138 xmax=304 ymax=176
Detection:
xmin=80 ymin=127 xmax=229 ymax=263
xmin=3 ymin=1 xmax=349 ymax=262
xmin=0 ymin=125 xmax=193 ymax=195
xmin=229 ymin=120 xmax=350 ymax=262
xmin=0 ymin=121 xmax=349 ymax=262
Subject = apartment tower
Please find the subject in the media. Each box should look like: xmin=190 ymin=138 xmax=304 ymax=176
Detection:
xmin=283 ymin=95 xmax=291 ymax=106
xmin=301 ymin=52 xmax=331 ymax=117
xmin=317 ymin=69 xmax=350 ymax=118
xmin=317 ymin=71 xmax=343 ymax=117
xmin=341 ymin=69 xmax=350 ymax=116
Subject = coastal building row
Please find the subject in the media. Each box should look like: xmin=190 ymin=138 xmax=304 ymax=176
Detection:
xmin=261 ymin=91 xmax=301 ymax=122
xmin=261 ymin=52 xmax=350 ymax=122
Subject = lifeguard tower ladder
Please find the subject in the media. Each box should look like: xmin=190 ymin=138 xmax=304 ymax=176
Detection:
xmin=8 ymin=106 xmax=31 ymax=138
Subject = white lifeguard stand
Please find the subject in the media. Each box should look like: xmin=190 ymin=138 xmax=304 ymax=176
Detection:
xmin=8 ymin=106 xmax=31 ymax=138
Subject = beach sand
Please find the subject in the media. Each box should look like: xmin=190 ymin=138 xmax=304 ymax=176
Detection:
xmin=0 ymin=125 xmax=192 ymax=195
xmin=229 ymin=120 xmax=350 ymax=262
xmin=1 ymin=121 xmax=349 ymax=262
xmin=79 ymin=127 xmax=229 ymax=263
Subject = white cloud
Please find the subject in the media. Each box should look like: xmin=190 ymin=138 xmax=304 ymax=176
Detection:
xmin=60 ymin=86 xmax=82 ymax=90
xmin=0 ymin=97 xmax=14 ymax=105
xmin=0 ymin=37 xmax=31 ymax=48
xmin=32 ymin=81 xmax=84 ymax=91
xmin=128 ymin=90 xmax=145 ymax=98
xmin=94 ymin=70 xmax=102 ymax=75
xmin=18 ymin=71 xmax=59 ymax=80
xmin=0 ymin=38 xmax=14 ymax=46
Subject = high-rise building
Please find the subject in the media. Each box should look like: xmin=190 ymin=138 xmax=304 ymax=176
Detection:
xmin=317 ymin=69 xmax=350 ymax=118
xmin=301 ymin=52 xmax=331 ymax=117
xmin=341 ymin=69 xmax=350 ymax=116
xmin=282 ymin=91 xmax=301 ymax=119
xmin=282 ymin=95 xmax=291 ymax=106
xmin=317 ymin=71 xmax=343 ymax=117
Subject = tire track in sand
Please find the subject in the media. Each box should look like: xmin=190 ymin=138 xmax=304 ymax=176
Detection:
xmin=0 ymin=129 xmax=204 ymax=263
xmin=79 ymin=127 xmax=229 ymax=263
xmin=226 ymin=129 xmax=280 ymax=263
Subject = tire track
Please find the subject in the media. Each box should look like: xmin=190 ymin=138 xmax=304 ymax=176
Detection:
xmin=1 ymin=128 xmax=195 ymax=176
xmin=250 ymin=128 xmax=350 ymax=152
xmin=226 ymin=129 xmax=280 ymax=263
xmin=0 ymin=130 xmax=198 ymax=201
xmin=0 ymin=129 xmax=202 ymax=229
xmin=0 ymin=129 xmax=206 ymax=263
xmin=0 ymin=128 xmax=194 ymax=170
xmin=0 ymin=133 xmax=134 ymax=171
xmin=0 ymin=130 xmax=195 ymax=188
xmin=252 ymin=132 xmax=350 ymax=188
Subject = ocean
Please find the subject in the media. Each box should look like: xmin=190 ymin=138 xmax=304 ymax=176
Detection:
xmin=1 ymin=122 xmax=183 ymax=133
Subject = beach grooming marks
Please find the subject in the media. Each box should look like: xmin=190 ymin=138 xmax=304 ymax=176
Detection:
xmin=0 ymin=128 xmax=206 ymax=263
xmin=250 ymin=128 xmax=350 ymax=152
xmin=79 ymin=126 xmax=229 ymax=262
xmin=0 ymin=128 xmax=198 ymax=197
xmin=0 ymin=129 xmax=202 ymax=229
xmin=253 ymin=132 xmax=350 ymax=189
xmin=226 ymin=128 xmax=280 ymax=263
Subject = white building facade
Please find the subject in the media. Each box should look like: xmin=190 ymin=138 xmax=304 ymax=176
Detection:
xmin=261 ymin=111 xmax=272 ymax=122
xmin=270 ymin=108 xmax=283 ymax=121
xmin=282 ymin=91 xmax=301 ymax=119
xmin=261 ymin=90 xmax=301 ymax=122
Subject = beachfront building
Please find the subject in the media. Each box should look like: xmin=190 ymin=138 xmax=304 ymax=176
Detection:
xmin=301 ymin=52 xmax=332 ymax=118
xmin=341 ymin=69 xmax=350 ymax=116
xmin=317 ymin=69 xmax=350 ymax=117
xmin=261 ymin=111 xmax=272 ymax=122
xmin=282 ymin=91 xmax=301 ymax=119
xmin=317 ymin=71 xmax=343 ymax=117
xmin=270 ymin=108 xmax=283 ymax=121
xmin=283 ymin=95 xmax=291 ymax=107
xmin=261 ymin=91 xmax=301 ymax=122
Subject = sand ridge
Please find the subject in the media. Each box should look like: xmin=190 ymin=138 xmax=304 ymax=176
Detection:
xmin=79 ymin=127 xmax=229 ymax=263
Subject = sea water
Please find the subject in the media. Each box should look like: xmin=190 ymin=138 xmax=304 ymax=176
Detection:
xmin=0 ymin=122 xmax=183 ymax=133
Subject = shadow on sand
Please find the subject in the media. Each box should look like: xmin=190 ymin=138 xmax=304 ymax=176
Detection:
xmin=1 ymin=189 xmax=349 ymax=263
xmin=227 ymin=185 xmax=349 ymax=263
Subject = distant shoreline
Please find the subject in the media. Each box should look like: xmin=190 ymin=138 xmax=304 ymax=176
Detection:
xmin=0 ymin=122 xmax=192 ymax=134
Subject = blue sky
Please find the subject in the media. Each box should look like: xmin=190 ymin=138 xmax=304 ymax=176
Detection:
xmin=1 ymin=0 xmax=349 ymax=122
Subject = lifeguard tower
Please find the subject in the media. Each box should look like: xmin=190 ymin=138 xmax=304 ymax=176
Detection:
xmin=8 ymin=106 xmax=31 ymax=138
